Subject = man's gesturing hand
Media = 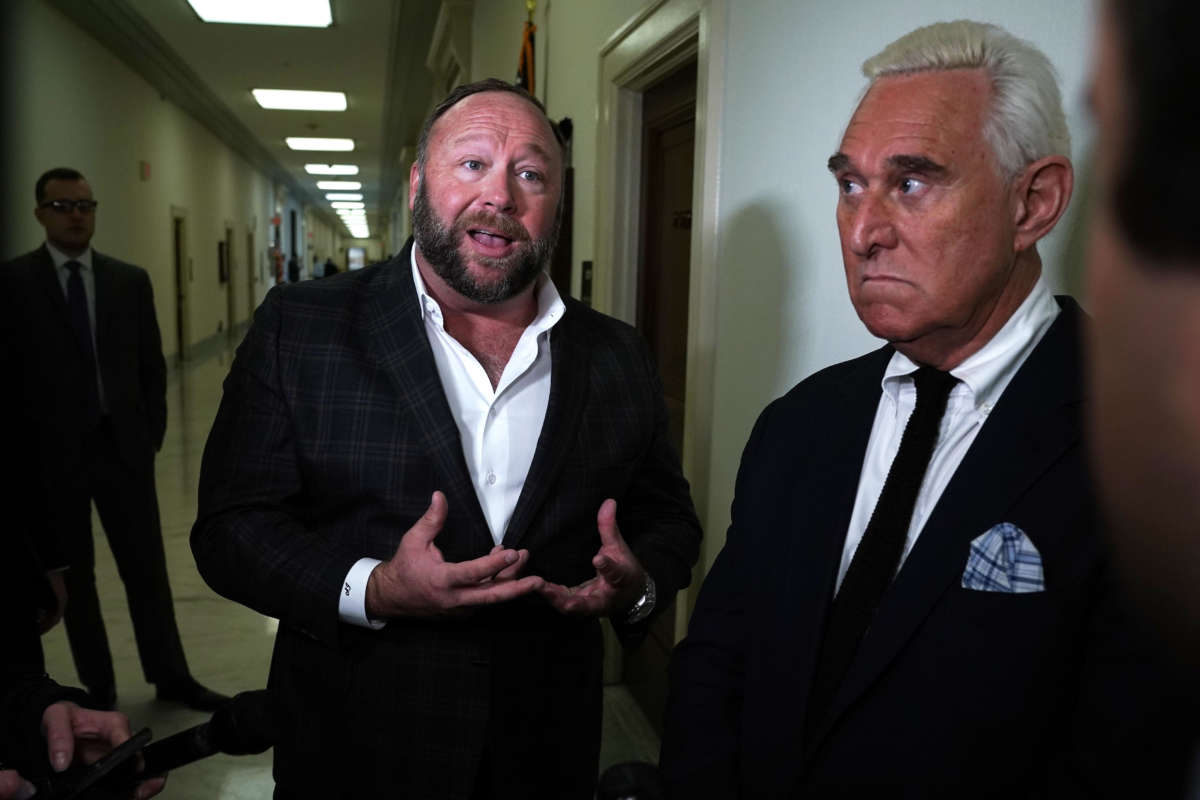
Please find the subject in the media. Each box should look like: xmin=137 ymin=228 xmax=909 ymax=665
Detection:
xmin=538 ymin=499 xmax=648 ymax=617
xmin=365 ymin=491 xmax=543 ymax=618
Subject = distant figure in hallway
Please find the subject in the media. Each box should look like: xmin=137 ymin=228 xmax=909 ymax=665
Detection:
xmin=0 ymin=167 xmax=228 ymax=713
xmin=322 ymin=256 xmax=338 ymax=277
xmin=287 ymin=255 xmax=300 ymax=283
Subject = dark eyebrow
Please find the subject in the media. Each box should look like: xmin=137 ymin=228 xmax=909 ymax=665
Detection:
xmin=827 ymin=153 xmax=851 ymax=174
xmin=886 ymin=155 xmax=947 ymax=177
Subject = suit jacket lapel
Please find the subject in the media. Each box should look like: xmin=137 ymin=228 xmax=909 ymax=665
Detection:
xmin=774 ymin=347 xmax=892 ymax=756
xmin=502 ymin=296 xmax=590 ymax=549
xmin=32 ymin=245 xmax=70 ymax=323
xmin=360 ymin=241 xmax=493 ymax=555
xmin=91 ymin=253 xmax=115 ymax=362
xmin=811 ymin=300 xmax=1086 ymax=749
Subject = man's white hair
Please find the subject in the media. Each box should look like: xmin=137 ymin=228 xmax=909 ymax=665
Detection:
xmin=862 ymin=20 xmax=1070 ymax=179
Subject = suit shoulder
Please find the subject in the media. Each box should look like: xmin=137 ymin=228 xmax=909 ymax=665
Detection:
xmin=93 ymin=252 xmax=146 ymax=275
xmin=562 ymin=296 xmax=642 ymax=346
xmin=0 ymin=249 xmax=45 ymax=277
xmin=770 ymin=345 xmax=892 ymax=412
xmin=270 ymin=258 xmax=395 ymax=309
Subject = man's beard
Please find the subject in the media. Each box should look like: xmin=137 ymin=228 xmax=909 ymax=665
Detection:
xmin=411 ymin=182 xmax=559 ymax=304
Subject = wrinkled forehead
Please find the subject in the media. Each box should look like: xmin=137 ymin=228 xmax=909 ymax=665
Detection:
xmin=840 ymin=69 xmax=991 ymax=159
xmin=430 ymin=91 xmax=562 ymax=162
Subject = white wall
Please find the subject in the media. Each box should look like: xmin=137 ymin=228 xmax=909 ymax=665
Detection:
xmin=4 ymin=0 xmax=277 ymax=358
xmin=469 ymin=0 xmax=654 ymax=294
xmin=699 ymin=0 xmax=1095 ymax=566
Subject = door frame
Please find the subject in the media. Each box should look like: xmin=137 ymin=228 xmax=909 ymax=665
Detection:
xmin=594 ymin=0 xmax=726 ymax=645
xmin=170 ymin=206 xmax=191 ymax=362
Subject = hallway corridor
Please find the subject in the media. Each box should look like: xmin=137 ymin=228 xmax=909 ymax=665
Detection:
xmin=38 ymin=338 xmax=659 ymax=797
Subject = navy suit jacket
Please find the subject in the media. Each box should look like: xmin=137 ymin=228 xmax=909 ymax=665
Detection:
xmin=192 ymin=240 xmax=701 ymax=798
xmin=661 ymin=298 xmax=1189 ymax=797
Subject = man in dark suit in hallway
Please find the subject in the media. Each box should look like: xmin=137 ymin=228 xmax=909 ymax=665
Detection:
xmin=192 ymin=79 xmax=700 ymax=798
xmin=1 ymin=167 xmax=226 ymax=713
xmin=661 ymin=21 xmax=1189 ymax=796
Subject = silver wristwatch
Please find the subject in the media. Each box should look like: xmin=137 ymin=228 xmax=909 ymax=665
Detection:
xmin=625 ymin=573 xmax=657 ymax=624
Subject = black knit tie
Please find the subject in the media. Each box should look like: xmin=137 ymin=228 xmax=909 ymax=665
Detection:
xmin=806 ymin=366 xmax=957 ymax=740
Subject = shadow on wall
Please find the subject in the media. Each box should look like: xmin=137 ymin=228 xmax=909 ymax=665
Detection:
xmin=703 ymin=198 xmax=803 ymax=570
xmin=720 ymin=198 xmax=804 ymax=412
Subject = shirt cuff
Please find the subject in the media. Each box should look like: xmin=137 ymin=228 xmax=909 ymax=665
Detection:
xmin=338 ymin=558 xmax=387 ymax=629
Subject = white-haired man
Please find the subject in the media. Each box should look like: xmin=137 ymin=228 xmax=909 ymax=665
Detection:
xmin=661 ymin=20 xmax=1189 ymax=795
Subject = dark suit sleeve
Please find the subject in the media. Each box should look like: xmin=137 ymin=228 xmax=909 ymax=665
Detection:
xmin=191 ymin=288 xmax=359 ymax=647
xmin=659 ymin=403 xmax=776 ymax=796
xmin=135 ymin=267 xmax=167 ymax=450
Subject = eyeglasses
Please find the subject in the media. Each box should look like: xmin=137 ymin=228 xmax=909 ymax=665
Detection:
xmin=41 ymin=199 xmax=99 ymax=213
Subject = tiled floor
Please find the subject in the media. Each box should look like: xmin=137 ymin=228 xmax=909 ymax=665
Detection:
xmin=39 ymin=338 xmax=659 ymax=798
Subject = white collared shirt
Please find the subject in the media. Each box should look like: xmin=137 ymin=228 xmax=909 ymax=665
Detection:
xmin=835 ymin=278 xmax=1060 ymax=593
xmin=46 ymin=241 xmax=107 ymax=411
xmin=339 ymin=248 xmax=565 ymax=627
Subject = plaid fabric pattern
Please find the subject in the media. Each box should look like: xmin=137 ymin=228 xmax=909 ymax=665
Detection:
xmin=961 ymin=522 xmax=1045 ymax=593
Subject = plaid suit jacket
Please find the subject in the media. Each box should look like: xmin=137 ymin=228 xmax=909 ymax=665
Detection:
xmin=192 ymin=240 xmax=700 ymax=798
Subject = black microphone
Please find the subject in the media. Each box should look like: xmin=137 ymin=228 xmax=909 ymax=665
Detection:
xmin=596 ymin=761 xmax=663 ymax=800
xmin=139 ymin=689 xmax=279 ymax=776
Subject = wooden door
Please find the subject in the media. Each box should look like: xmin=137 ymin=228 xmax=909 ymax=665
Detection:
xmin=625 ymin=58 xmax=697 ymax=734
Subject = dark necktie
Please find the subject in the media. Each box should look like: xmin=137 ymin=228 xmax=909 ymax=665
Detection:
xmin=805 ymin=366 xmax=957 ymax=741
xmin=65 ymin=260 xmax=103 ymax=427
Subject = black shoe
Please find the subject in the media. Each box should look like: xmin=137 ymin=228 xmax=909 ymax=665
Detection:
xmin=155 ymin=677 xmax=229 ymax=712
xmin=87 ymin=686 xmax=117 ymax=711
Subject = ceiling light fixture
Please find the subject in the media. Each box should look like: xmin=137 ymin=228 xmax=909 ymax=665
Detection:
xmin=253 ymin=90 xmax=346 ymax=111
xmin=326 ymin=193 xmax=363 ymax=201
xmin=316 ymin=181 xmax=361 ymax=191
xmin=305 ymin=164 xmax=359 ymax=176
xmin=331 ymin=201 xmax=365 ymax=210
xmin=186 ymin=0 xmax=332 ymax=27
xmin=286 ymin=137 xmax=354 ymax=152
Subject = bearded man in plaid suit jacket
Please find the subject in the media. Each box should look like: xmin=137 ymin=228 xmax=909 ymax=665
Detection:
xmin=192 ymin=79 xmax=701 ymax=799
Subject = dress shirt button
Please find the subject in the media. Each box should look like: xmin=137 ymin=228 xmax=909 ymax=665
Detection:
xmin=486 ymin=472 xmax=497 ymax=486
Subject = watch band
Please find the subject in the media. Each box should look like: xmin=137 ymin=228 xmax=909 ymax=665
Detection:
xmin=625 ymin=573 xmax=657 ymax=624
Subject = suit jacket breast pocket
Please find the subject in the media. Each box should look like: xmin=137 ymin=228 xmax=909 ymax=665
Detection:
xmin=940 ymin=585 xmax=1066 ymax=665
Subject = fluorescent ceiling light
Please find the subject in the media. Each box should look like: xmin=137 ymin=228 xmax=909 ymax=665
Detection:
xmin=286 ymin=137 xmax=354 ymax=152
xmin=316 ymin=181 xmax=361 ymax=191
xmin=326 ymin=193 xmax=363 ymax=201
xmin=253 ymin=90 xmax=346 ymax=111
xmin=186 ymin=0 xmax=332 ymax=27
xmin=332 ymin=201 xmax=365 ymax=210
xmin=305 ymin=163 xmax=359 ymax=175
xmin=338 ymin=211 xmax=367 ymax=218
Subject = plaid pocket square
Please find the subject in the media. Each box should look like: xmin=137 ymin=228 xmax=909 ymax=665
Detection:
xmin=961 ymin=523 xmax=1045 ymax=593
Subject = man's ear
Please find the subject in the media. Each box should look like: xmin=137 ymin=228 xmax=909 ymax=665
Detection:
xmin=1012 ymin=155 xmax=1074 ymax=252
xmin=409 ymin=162 xmax=420 ymax=211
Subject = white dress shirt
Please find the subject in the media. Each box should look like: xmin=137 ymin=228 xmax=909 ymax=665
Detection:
xmin=46 ymin=241 xmax=107 ymax=411
xmin=338 ymin=249 xmax=565 ymax=627
xmin=835 ymin=278 xmax=1060 ymax=593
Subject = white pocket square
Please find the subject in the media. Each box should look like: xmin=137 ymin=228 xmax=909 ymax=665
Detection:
xmin=961 ymin=522 xmax=1044 ymax=593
